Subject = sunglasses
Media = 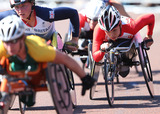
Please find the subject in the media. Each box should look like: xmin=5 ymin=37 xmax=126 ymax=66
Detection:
xmin=4 ymin=39 xmax=20 ymax=44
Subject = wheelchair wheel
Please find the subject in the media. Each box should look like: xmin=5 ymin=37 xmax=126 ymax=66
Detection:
xmin=46 ymin=63 xmax=73 ymax=114
xmin=9 ymin=95 xmax=16 ymax=110
xmin=104 ymin=57 xmax=114 ymax=106
xmin=88 ymin=43 xmax=93 ymax=71
xmin=137 ymin=44 xmax=154 ymax=98
xmin=89 ymin=61 xmax=100 ymax=100
xmin=64 ymin=66 xmax=77 ymax=107
xmin=18 ymin=95 xmax=26 ymax=114
xmin=0 ymin=92 xmax=12 ymax=114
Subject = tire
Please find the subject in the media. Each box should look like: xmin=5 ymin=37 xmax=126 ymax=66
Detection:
xmin=89 ymin=61 xmax=100 ymax=100
xmin=137 ymin=44 xmax=154 ymax=98
xmin=9 ymin=95 xmax=16 ymax=110
xmin=104 ymin=57 xmax=114 ymax=106
xmin=46 ymin=63 xmax=73 ymax=114
xmin=18 ymin=95 xmax=26 ymax=114
xmin=89 ymin=43 xmax=101 ymax=100
xmin=64 ymin=66 xmax=77 ymax=107
xmin=64 ymin=67 xmax=75 ymax=90
xmin=0 ymin=92 xmax=12 ymax=114
xmin=88 ymin=43 xmax=93 ymax=71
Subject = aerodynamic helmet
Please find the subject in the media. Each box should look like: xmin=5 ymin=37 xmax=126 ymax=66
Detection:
xmin=85 ymin=0 xmax=106 ymax=21
xmin=98 ymin=5 xmax=121 ymax=31
xmin=0 ymin=15 xmax=25 ymax=42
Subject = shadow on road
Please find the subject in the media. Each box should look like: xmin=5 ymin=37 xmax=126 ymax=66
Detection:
xmin=10 ymin=106 xmax=55 ymax=111
xmin=74 ymin=95 xmax=160 ymax=113
xmin=135 ymin=70 xmax=160 ymax=77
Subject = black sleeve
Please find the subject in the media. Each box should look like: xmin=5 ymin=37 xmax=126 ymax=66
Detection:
xmin=53 ymin=7 xmax=79 ymax=37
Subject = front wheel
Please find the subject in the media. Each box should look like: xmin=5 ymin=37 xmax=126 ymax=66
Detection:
xmin=9 ymin=95 xmax=16 ymax=110
xmin=18 ymin=95 xmax=26 ymax=114
xmin=89 ymin=61 xmax=100 ymax=100
xmin=104 ymin=58 xmax=114 ymax=106
xmin=64 ymin=66 xmax=77 ymax=107
xmin=46 ymin=63 xmax=73 ymax=114
xmin=137 ymin=44 xmax=154 ymax=98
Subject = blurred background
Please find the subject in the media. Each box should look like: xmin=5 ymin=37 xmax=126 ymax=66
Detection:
xmin=0 ymin=0 xmax=160 ymax=13
xmin=0 ymin=0 xmax=159 ymax=39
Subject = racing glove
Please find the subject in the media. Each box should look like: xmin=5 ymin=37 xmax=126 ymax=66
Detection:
xmin=81 ymin=74 xmax=95 ymax=96
xmin=100 ymin=42 xmax=110 ymax=51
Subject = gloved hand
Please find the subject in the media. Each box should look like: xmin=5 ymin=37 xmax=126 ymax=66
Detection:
xmin=64 ymin=37 xmax=79 ymax=51
xmin=143 ymin=36 xmax=153 ymax=48
xmin=81 ymin=74 xmax=95 ymax=96
xmin=100 ymin=42 xmax=110 ymax=51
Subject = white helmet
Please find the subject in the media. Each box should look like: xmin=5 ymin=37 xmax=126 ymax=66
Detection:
xmin=0 ymin=15 xmax=25 ymax=42
xmin=85 ymin=0 xmax=106 ymax=21
xmin=98 ymin=5 xmax=121 ymax=31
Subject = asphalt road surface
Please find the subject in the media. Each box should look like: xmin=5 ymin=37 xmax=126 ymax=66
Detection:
xmin=7 ymin=12 xmax=160 ymax=114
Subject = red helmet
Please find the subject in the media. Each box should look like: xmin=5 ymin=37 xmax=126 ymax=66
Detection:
xmin=10 ymin=0 xmax=35 ymax=8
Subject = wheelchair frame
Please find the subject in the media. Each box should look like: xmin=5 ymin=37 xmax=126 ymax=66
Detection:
xmin=89 ymin=34 xmax=154 ymax=106
xmin=0 ymin=57 xmax=73 ymax=114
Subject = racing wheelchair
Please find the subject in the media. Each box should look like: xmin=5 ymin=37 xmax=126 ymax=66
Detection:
xmin=64 ymin=27 xmax=92 ymax=70
xmin=89 ymin=34 xmax=154 ymax=106
xmin=0 ymin=56 xmax=73 ymax=114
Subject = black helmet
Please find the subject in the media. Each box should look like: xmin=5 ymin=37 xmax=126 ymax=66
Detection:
xmin=10 ymin=0 xmax=35 ymax=8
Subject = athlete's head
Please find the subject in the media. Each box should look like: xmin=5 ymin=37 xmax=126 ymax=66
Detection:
xmin=98 ymin=5 xmax=121 ymax=32
xmin=0 ymin=15 xmax=25 ymax=55
xmin=98 ymin=5 xmax=121 ymax=40
xmin=85 ymin=0 xmax=105 ymax=29
xmin=10 ymin=0 xmax=35 ymax=20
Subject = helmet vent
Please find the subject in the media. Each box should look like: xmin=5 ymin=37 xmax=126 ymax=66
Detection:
xmin=105 ymin=18 xmax=109 ymax=31
xmin=112 ymin=16 xmax=116 ymax=27
xmin=1 ymin=29 xmax=4 ymax=37
xmin=9 ymin=20 xmax=13 ymax=24
xmin=8 ymin=28 xmax=11 ymax=37
xmin=11 ymin=26 xmax=16 ymax=37
xmin=0 ymin=15 xmax=25 ymax=41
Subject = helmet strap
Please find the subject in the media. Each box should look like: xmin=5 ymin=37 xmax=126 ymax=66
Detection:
xmin=118 ymin=22 xmax=122 ymax=37
xmin=27 ymin=5 xmax=34 ymax=20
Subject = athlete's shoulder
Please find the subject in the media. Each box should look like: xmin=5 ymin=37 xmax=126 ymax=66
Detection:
xmin=25 ymin=35 xmax=46 ymax=44
xmin=94 ymin=24 xmax=106 ymax=38
xmin=25 ymin=35 xmax=56 ymax=62
xmin=0 ymin=40 xmax=10 ymax=58
xmin=95 ymin=24 xmax=104 ymax=32
xmin=121 ymin=16 xmax=133 ymax=25
xmin=35 ymin=6 xmax=54 ymax=22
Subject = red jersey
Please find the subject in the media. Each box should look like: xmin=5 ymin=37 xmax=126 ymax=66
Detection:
xmin=93 ymin=14 xmax=155 ymax=62
xmin=79 ymin=12 xmax=91 ymax=31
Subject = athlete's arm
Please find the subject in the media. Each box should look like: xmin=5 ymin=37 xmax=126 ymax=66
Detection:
xmin=53 ymin=7 xmax=79 ymax=38
xmin=53 ymin=7 xmax=79 ymax=50
xmin=92 ymin=24 xmax=106 ymax=62
xmin=130 ymin=14 xmax=155 ymax=36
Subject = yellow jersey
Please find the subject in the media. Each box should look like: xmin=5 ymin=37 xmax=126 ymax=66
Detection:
xmin=0 ymin=35 xmax=56 ymax=62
